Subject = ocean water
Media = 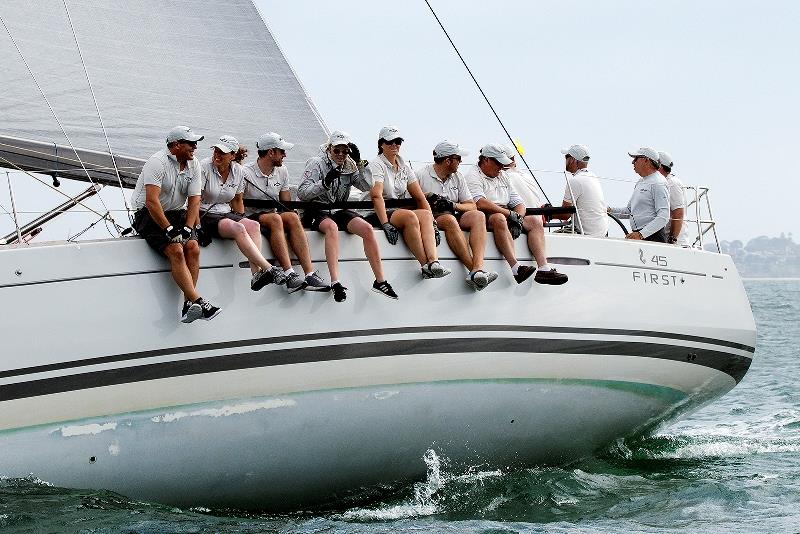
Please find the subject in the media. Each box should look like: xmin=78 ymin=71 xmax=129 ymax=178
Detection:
xmin=1 ymin=280 xmax=798 ymax=533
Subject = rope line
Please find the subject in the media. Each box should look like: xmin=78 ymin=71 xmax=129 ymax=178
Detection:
xmin=423 ymin=0 xmax=551 ymax=204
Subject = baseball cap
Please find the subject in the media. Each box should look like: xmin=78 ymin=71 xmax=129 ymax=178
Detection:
xmin=166 ymin=126 xmax=203 ymax=144
xmin=480 ymin=144 xmax=513 ymax=165
xmin=328 ymin=130 xmax=352 ymax=147
xmin=257 ymin=132 xmax=294 ymax=151
xmin=561 ymin=144 xmax=591 ymax=162
xmin=433 ymin=140 xmax=469 ymax=159
xmin=378 ymin=126 xmax=403 ymax=142
xmin=211 ymin=135 xmax=239 ymax=154
xmin=658 ymin=151 xmax=674 ymax=168
xmin=628 ymin=146 xmax=660 ymax=162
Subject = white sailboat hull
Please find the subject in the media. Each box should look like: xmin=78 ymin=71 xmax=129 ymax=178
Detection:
xmin=0 ymin=233 xmax=755 ymax=509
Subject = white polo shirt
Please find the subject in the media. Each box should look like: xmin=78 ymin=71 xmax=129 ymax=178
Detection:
xmin=505 ymin=167 xmax=542 ymax=209
xmin=199 ymin=158 xmax=246 ymax=214
xmin=563 ymin=168 xmax=608 ymax=237
xmin=131 ymin=149 xmax=202 ymax=212
xmin=414 ymin=164 xmax=472 ymax=203
xmin=464 ymin=166 xmax=524 ymax=208
xmin=368 ymin=153 xmax=416 ymax=199
xmin=664 ymin=173 xmax=688 ymax=243
xmin=242 ymin=161 xmax=290 ymax=215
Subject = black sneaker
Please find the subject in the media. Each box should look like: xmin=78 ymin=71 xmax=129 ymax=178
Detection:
xmin=332 ymin=282 xmax=347 ymax=302
xmin=250 ymin=268 xmax=275 ymax=291
xmin=180 ymin=300 xmax=202 ymax=323
xmin=513 ymin=265 xmax=536 ymax=284
xmin=372 ymin=280 xmax=399 ymax=299
xmin=534 ymin=268 xmax=569 ymax=285
xmin=196 ymin=298 xmax=221 ymax=320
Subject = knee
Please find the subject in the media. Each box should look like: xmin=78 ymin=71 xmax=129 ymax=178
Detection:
xmin=165 ymin=243 xmax=185 ymax=261
xmin=462 ymin=211 xmax=485 ymax=226
xmin=232 ymin=222 xmax=249 ymax=236
xmin=416 ymin=210 xmax=432 ymax=224
xmin=283 ymin=212 xmax=302 ymax=227
xmin=488 ymin=213 xmax=506 ymax=228
xmin=524 ymin=215 xmax=543 ymax=232
xmin=242 ymin=218 xmax=260 ymax=233
xmin=320 ymin=220 xmax=338 ymax=237
xmin=437 ymin=214 xmax=458 ymax=231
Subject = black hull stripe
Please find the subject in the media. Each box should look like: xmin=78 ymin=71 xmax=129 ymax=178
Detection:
xmin=0 ymin=325 xmax=755 ymax=381
xmin=0 ymin=337 xmax=752 ymax=402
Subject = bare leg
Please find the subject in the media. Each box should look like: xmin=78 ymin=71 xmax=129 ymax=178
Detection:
xmin=414 ymin=209 xmax=438 ymax=262
xmin=257 ymin=212 xmax=292 ymax=270
xmin=218 ymin=218 xmax=271 ymax=273
xmin=282 ymin=211 xmax=314 ymax=274
xmin=183 ymin=239 xmax=200 ymax=287
xmin=348 ymin=217 xmax=385 ymax=281
xmin=523 ymin=215 xmax=548 ymax=267
xmin=437 ymin=213 xmax=472 ymax=270
xmin=319 ymin=218 xmax=340 ymax=281
xmin=460 ymin=210 xmax=487 ymax=272
xmin=164 ymin=243 xmax=200 ymax=302
xmin=488 ymin=213 xmax=518 ymax=268
xmin=389 ymin=209 xmax=426 ymax=265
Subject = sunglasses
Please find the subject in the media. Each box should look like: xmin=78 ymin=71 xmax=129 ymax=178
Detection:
xmin=448 ymin=155 xmax=462 ymax=162
xmin=382 ymin=138 xmax=403 ymax=146
xmin=331 ymin=147 xmax=351 ymax=155
xmin=179 ymin=140 xmax=198 ymax=148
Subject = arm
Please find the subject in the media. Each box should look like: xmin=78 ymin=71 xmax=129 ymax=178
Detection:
xmin=370 ymin=181 xmax=390 ymax=224
xmin=230 ymin=193 xmax=245 ymax=215
xmin=475 ymin=197 xmax=513 ymax=217
xmin=669 ymin=207 xmax=685 ymax=241
xmin=455 ymin=200 xmax=476 ymax=212
xmin=144 ymin=184 xmax=170 ymax=229
xmin=279 ymin=190 xmax=291 ymax=203
xmin=638 ymin=184 xmax=670 ymax=238
xmin=297 ymin=161 xmax=327 ymax=201
xmin=185 ymin=195 xmax=200 ymax=229
xmin=407 ymin=181 xmax=432 ymax=211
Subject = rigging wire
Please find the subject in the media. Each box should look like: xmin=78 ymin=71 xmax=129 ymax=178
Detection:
xmin=0 ymin=12 xmax=121 ymax=234
xmin=423 ymin=0 xmax=551 ymax=204
xmin=61 ymin=0 xmax=132 ymax=223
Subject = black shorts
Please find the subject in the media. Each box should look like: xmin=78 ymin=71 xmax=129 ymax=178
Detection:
xmin=201 ymin=211 xmax=245 ymax=238
xmin=640 ymin=228 xmax=667 ymax=243
xmin=303 ymin=209 xmax=364 ymax=233
xmin=433 ymin=211 xmax=461 ymax=222
xmin=364 ymin=209 xmax=397 ymax=228
xmin=133 ymin=208 xmax=187 ymax=255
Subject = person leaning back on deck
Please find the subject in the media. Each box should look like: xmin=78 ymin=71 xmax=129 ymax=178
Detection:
xmin=608 ymin=147 xmax=669 ymax=242
xmin=415 ymin=140 xmax=497 ymax=290
xmin=465 ymin=144 xmax=569 ymax=286
xmin=242 ymin=132 xmax=329 ymax=293
xmin=198 ymin=135 xmax=282 ymax=293
xmin=298 ymin=130 xmax=398 ymax=302
xmin=130 ymin=126 xmax=221 ymax=323
xmin=657 ymin=150 xmax=686 ymax=245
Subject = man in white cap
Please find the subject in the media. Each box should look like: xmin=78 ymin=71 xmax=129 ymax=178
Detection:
xmin=130 ymin=125 xmax=221 ymax=323
xmin=466 ymin=144 xmax=569 ymax=285
xmin=657 ymin=151 xmax=687 ymax=245
xmin=298 ymin=130 xmax=398 ymax=302
xmin=415 ymin=140 xmax=497 ymax=290
xmin=501 ymin=146 xmax=542 ymax=209
xmin=242 ymin=132 xmax=329 ymax=293
xmin=554 ymin=144 xmax=608 ymax=237
xmin=608 ymin=147 xmax=669 ymax=242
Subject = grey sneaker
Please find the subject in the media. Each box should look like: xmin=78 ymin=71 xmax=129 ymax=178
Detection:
xmin=486 ymin=271 xmax=499 ymax=286
xmin=250 ymin=268 xmax=275 ymax=291
xmin=470 ymin=270 xmax=489 ymax=290
xmin=180 ymin=300 xmax=202 ymax=323
xmin=270 ymin=265 xmax=287 ymax=285
xmin=303 ymin=271 xmax=330 ymax=292
xmin=421 ymin=261 xmax=451 ymax=279
xmin=285 ymin=271 xmax=307 ymax=293
xmin=197 ymin=298 xmax=221 ymax=321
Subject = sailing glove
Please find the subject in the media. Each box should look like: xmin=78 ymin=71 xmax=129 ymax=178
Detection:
xmin=433 ymin=221 xmax=441 ymax=246
xmin=434 ymin=196 xmax=455 ymax=214
xmin=382 ymin=222 xmax=400 ymax=245
xmin=348 ymin=142 xmax=361 ymax=165
xmin=507 ymin=212 xmax=524 ymax=239
xmin=165 ymin=225 xmax=183 ymax=243
xmin=323 ymin=168 xmax=340 ymax=188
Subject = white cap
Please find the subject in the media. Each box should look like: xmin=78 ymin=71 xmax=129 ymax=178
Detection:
xmin=658 ymin=151 xmax=674 ymax=168
xmin=378 ymin=126 xmax=403 ymax=142
xmin=328 ymin=130 xmax=352 ymax=147
xmin=628 ymin=146 xmax=660 ymax=163
xmin=211 ymin=135 xmax=239 ymax=154
xmin=166 ymin=126 xmax=203 ymax=144
xmin=433 ymin=140 xmax=469 ymax=159
xmin=257 ymin=132 xmax=294 ymax=151
xmin=480 ymin=144 xmax=513 ymax=165
xmin=561 ymin=144 xmax=590 ymax=162
xmin=501 ymin=145 xmax=516 ymax=159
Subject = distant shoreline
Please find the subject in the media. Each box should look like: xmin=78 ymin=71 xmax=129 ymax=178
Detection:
xmin=742 ymin=277 xmax=800 ymax=281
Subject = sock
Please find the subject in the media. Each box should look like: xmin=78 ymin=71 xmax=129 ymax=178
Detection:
xmin=283 ymin=268 xmax=294 ymax=275
xmin=538 ymin=264 xmax=552 ymax=272
xmin=304 ymin=270 xmax=314 ymax=277
xmin=331 ymin=280 xmax=339 ymax=285
xmin=511 ymin=262 xmax=521 ymax=275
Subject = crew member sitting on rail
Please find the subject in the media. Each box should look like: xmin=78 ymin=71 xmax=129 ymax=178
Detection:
xmin=415 ymin=140 xmax=497 ymax=290
xmin=298 ymin=130 xmax=398 ymax=301
xmin=553 ymin=144 xmax=608 ymax=237
xmin=466 ymin=144 xmax=569 ymax=285
xmin=367 ymin=126 xmax=451 ymax=280
xmin=657 ymin=150 xmax=686 ymax=245
xmin=199 ymin=135 xmax=281 ymax=293
xmin=242 ymin=132 xmax=329 ymax=292
xmin=131 ymin=126 xmax=221 ymax=323
xmin=608 ymin=147 xmax=669 ymax=242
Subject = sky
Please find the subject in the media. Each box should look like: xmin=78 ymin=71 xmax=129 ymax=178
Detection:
xmin=1 ymin=0 xmax=798 ymax=244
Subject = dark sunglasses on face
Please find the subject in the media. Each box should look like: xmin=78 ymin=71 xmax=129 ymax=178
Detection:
xmin=331 ymin=147 xmax=351 ymax=156
xmin=448 ymin=155 xmax=462 ymax=162
xmin=383 ymin=138 xmax=403 ymax=146
xmin=179 ymin=140 xmax=198 ymax=148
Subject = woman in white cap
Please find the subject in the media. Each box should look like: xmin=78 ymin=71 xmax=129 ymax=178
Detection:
xmin=199 ymin=135 xmax=283 ymax=291
xmin=298 ymin=130 xmax=398 ymax=301
xmin=368 ymin=126 xmax=451 ymax=279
